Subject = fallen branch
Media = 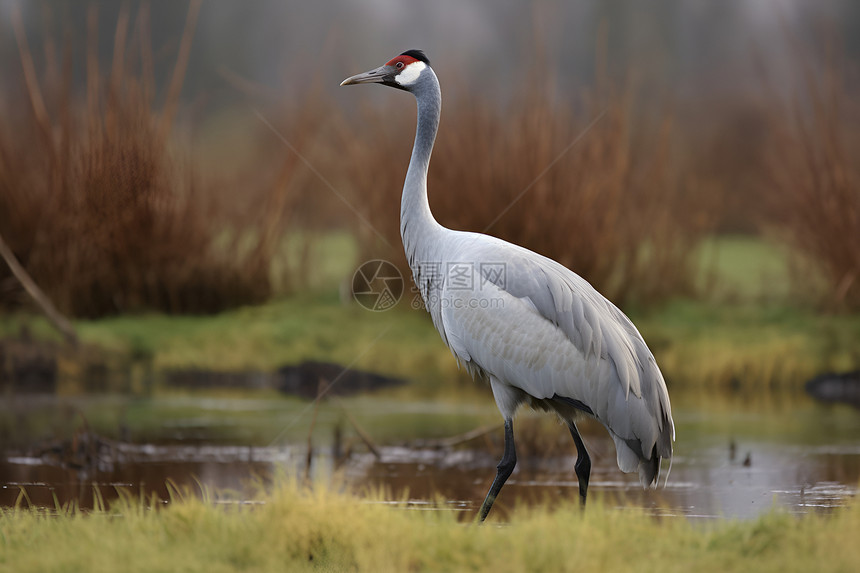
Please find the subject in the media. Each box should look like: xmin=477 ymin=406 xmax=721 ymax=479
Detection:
xmin=0 ymin=232 xmax=78 ymax=346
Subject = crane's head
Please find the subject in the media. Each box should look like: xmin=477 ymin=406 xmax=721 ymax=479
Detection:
xmin=340 ymin=50 xmax=431 ymax=92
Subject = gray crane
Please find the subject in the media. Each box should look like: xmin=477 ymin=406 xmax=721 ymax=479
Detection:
xmin=342 ymin=50 xmax=674 ymax=521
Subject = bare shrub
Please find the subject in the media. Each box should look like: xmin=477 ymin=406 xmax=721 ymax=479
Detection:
xmin=761 ymin=40 xmax=860 ymax=310
xmin=0 ymin=4 xmax=288 ymax=317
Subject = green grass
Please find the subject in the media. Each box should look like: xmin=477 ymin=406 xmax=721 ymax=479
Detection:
xmin=636 ymin=299 xmax=860 ymax=388
xmin=1 ymin=479 xmax=859 ymax=572
xmin=275 ymin=230 xmax=361 ymax=293
xmin=696 ymin=235 xmax=795 ymax=303
xmin=70 ymin=293 xmax=454 ymax=381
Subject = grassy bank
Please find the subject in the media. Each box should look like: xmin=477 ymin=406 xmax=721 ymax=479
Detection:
xmin=1 ymin=236 xmax=858 ymax=391
xmin=1 ymin=480 xmax=859 ymax=572
xmin=637 ymin=300 xmax=860 ymax=389
xmin=2 ymin=290 xmax=858 ymax=395
xmin=5 ymin=294 xmax=857 ymax=392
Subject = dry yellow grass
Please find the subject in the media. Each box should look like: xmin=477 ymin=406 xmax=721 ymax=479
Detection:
xmin=1 ymin=479 xmax=859 ymax=572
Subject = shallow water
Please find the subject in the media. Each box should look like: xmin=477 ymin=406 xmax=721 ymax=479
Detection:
xmin=1 ymin=389 xmax=858 ymax=519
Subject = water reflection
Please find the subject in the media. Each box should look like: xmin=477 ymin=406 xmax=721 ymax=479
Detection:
xmin=1 ymin=389 xmax=858 ymax=519
xmin=346 ymin=434 xmax=860 ymax=520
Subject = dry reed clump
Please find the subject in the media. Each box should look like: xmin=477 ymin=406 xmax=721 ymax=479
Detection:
xmin=341 ymin=75 xmax=711 ymax=308
xmin=761 ymin=46 xmax=860 ymax=310
xmin=0 ymin=4 xmax=285 ymax=317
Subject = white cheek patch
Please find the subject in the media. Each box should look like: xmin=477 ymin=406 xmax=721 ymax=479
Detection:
xmin=395 ymin=61 xmax=426 ymax=86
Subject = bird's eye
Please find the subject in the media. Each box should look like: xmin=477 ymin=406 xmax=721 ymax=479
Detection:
xmin=396 ymin=62 xmax=404 ymax=69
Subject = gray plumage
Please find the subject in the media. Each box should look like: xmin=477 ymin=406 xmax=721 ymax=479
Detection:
xmin=342 ymin=50 xmax=674 ymax=520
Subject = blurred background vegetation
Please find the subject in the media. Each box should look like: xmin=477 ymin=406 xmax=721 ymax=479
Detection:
xmin=1 ymin=4 xmax=859 ymax=543
xmin=0 ymin=0 xmax=857 ymax=389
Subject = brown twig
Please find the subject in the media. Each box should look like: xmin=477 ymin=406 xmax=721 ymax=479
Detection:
xmin=11 ymin=4 xmax=56 ymax=166
xmin=0 ymin=232 xmax=78 ymax=346
xmin=86 ymin=4 xmax=100 ymax=123
xmin=158 ymin=0 xmax=202 ymax=143
xmin=334 ymin=396 xmax=381 ymax=460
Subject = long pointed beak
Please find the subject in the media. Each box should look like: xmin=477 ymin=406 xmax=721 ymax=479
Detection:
xmin=340 ymin=65 xmax=389 ymax=86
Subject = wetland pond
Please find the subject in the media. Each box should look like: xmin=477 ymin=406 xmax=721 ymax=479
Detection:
xmin=1 ymin=386 xmax=858 ymax=520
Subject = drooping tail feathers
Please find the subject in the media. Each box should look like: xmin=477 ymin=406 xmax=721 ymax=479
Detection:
xmin=610 ymin=416 xmax=674 ymax=488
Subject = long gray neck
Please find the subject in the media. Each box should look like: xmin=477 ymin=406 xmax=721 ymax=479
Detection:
xmin=401 ymin=68 xmax=444 ymax=270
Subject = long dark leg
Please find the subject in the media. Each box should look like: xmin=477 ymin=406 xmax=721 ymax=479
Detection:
xmin=477 ymin=418 xmax=516 ymax=522
xmin=568 ymin=421 xmax=591 ymax=506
